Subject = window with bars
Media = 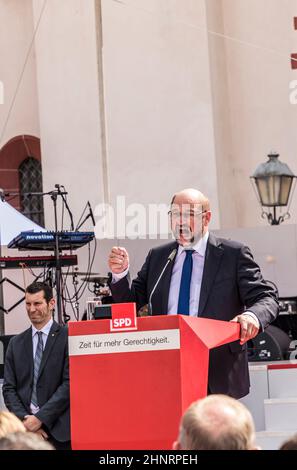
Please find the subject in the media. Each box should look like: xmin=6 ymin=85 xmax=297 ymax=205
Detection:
xmin=19 ymin=157 xmax=45 ymax=227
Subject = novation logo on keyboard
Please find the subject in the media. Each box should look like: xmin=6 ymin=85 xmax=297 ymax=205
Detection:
xmin=27 ymin=234 xmax=54 ymax=240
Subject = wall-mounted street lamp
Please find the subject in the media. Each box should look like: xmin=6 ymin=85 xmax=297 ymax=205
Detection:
xmin=251 ymin=153 xmax=296 ymax=225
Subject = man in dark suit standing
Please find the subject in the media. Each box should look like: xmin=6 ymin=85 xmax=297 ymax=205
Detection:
xmin=3 ymin=282 xmax=70 ymax=449
xmin=108 ymin=188 xmax=279 ymax=398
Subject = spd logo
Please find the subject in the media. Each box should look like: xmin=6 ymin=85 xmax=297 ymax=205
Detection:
xmin=110 ymin=303 xmax=137 ymax=331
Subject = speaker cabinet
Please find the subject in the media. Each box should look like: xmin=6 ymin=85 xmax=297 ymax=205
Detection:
xmin=248 ymin=325 xmax=291 ymax=361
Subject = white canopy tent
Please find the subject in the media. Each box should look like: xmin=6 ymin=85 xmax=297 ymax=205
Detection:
xmin=0 ymin=200 xmax=45 ymax=334
xmin=0 ymin=199 xmax=45 ymax=246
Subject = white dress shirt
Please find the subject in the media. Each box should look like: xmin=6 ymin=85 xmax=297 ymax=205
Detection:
xmin=30 ymin=318 xmax=53 ymax=414
xmin=167 ymin=232 xmax=209 ymax=316
xmin=112 ymin=232 xmax=211 ymax=317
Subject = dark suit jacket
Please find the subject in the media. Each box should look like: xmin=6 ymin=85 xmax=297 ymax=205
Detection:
xmin=3 ymin=321 xmax=70 ymax=442
xmin=110 ymin=233 xmax=279 ymax=398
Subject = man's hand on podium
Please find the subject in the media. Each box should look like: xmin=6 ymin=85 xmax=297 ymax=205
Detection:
xmin=138 ymin=304 xmax=149 ymax=317
xmin=108 ymin=246 xmax=129 ymax=274
xmin=231 ymin=314 xmax=260 ymax=345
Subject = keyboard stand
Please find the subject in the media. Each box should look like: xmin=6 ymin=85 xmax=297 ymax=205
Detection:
xmin=0 ymin=277 xmax=25 ymax=316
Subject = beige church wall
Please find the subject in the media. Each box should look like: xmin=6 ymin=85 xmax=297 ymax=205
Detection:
xmin=32 ymin=0 xmax=105 ymax=228
xmin=101 ymin=0 xmax=221 ymax=229
xmin=0 ymin=0 xmax=40 ymax=147
xmin=205 ymin=0 xmax=238 ymax=228
xmin=221 ymin=0 xmax=297 ymax=227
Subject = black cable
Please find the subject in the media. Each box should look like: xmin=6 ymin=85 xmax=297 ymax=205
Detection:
xmin=76 ymin=237 xmax=98 ymax=301
xmin=64 ymin=282 xmax=79 ymax=321
xmin=75 ymin=202 xmax=88 ymax=231
xmin=61 ymin=195 xmax=65 ymax=231
xmin=64 ymin=238 xmax=97 ymax=302
xmin=60 ymin=185 xmax=74 ymax=231
xmin=61 ymin=250 xmax=90 ymax=302
xmin=65 ymin=243 xmax=92 ymax=301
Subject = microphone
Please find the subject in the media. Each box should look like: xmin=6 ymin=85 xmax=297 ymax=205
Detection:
xmin=87 ymin=201 xmax=96 ymax=227
xmin=55 ymin=184 xmax=74 ymax=230
xmin=54 ymin=183 xmax=67 ymax=195
xmin=147 ymin=248 xmax=177 ymax=316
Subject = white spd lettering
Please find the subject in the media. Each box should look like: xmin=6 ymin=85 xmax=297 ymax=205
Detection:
xmin=113 ymin=318 xmax=132 ymax=328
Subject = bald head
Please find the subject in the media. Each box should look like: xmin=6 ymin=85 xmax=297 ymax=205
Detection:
xmin=171 ymin=188 xmax=210 ymax=211
xmin=174 ymin=395 xmax=257 ymax=450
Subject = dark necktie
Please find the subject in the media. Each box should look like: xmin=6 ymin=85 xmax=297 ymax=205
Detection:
xmin=177 ymin=249 xmax=194 ymax=315
xmin=31 ymin=331 xmax=43 ymax=407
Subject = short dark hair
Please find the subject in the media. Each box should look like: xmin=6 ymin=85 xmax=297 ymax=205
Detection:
xmin=280 ymin=433 xmax=297 ymax=450
xmin=25 ymin=282 xmax=53 ymax=304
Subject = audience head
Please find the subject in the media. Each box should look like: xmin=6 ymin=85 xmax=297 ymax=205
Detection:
xmin=0 ymin=411 xmax=26 ymax=438
xmin=173 ymin=394 xmax=258 ymax=450
xmin=0 ymin=431 xmax=55 ymax=450
xmin=280 ymin=433 xmax=297 ymax=450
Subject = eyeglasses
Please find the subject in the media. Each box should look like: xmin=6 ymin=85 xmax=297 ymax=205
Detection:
xmin=168 ymin=210 xmax=208 ymax=219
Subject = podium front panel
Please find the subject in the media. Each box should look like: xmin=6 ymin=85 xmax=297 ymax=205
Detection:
xmin=69 ymin=315 xmax=210 ymax=449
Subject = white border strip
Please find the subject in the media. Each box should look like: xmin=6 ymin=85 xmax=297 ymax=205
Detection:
xmin=69 ymin=329 xmax=180 ymax=356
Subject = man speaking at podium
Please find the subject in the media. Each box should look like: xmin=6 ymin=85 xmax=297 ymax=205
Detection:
xmin=108 ymin=188 xmax=278 ymax=398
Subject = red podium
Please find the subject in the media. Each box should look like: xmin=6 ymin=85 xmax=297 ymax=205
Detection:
xmin=68 ymin=314 xmax=240 ymax=449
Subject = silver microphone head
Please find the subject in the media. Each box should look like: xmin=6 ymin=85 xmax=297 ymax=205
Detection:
xmin=168 ymin=248 xmax=177 ymax=262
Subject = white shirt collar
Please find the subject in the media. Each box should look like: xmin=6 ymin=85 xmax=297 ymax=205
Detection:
xmin=177 ymin=231 xmax=209 ymax=257
xmin=32 ymin=318 xmax=53 ymax=338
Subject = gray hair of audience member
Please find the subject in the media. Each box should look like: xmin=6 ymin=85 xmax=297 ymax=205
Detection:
xmin=279 ymin=433 xmax=297 ymax=450
xmin=0 ymin=432 xmax=55 ymax=450
xmin=0 ymin=411 xmax=26 ymax=438
xmin=173 ymin=394 xmax=258 ymax=451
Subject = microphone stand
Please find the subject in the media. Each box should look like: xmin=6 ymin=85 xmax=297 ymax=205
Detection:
xmin=148 ymin=248 xmax=177 ymax=316
xmin=51 ymin=190 xmax=63 ymax=325
xmin=76 ymin=202 xmax=95 ymax=230
xmin=26 ymin=188 xmax=68 ymax=325
xmin=55 ymin=184 xmax=74 ymax=231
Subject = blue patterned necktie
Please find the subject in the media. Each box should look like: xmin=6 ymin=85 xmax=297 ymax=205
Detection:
xmin=31 ymin=331 xmax=44 ymax=407
xmin=177 ymin=249 xmax=194 ymax=315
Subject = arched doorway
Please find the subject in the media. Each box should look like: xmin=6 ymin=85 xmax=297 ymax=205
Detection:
xmin=0 ymin=135 xmax=44 ymax=226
